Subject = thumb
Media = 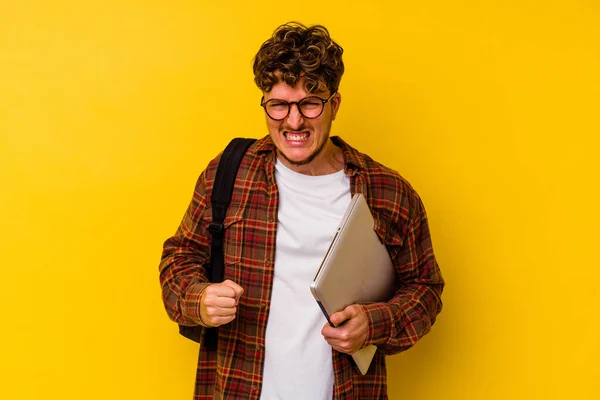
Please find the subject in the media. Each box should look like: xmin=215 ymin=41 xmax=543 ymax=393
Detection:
xmin=330 ymin=308 xmax=350 ymax=326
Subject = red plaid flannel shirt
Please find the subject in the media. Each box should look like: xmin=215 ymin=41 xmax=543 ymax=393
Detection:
xmin=159 ymin=136 xmax=444 ymax=399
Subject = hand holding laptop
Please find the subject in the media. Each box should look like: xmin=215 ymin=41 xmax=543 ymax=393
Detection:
xmin=321 ymin=304 xmax=368 ymax=355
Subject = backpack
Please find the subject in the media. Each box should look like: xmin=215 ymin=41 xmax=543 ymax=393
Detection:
xmin=178 ymin=137 xmax=257 ymax=348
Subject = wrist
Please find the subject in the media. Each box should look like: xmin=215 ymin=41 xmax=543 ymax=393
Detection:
xmin=181 ymin=282 xmax=211 ymax=326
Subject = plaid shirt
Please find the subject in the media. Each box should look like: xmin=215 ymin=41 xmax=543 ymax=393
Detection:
xmin=159 ymin=136 xmax=444 ymax=400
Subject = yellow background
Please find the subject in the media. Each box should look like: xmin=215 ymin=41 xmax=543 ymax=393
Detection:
xmin=1 ymin=1 xmax=599 ymax=399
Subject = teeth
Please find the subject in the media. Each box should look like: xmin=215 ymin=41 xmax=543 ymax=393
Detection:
xmin=285 ymin=132 xmax=309 ymax=141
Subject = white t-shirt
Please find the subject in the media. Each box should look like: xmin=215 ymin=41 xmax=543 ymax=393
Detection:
xmin=260 ymin=159 xmax=351 ymax=400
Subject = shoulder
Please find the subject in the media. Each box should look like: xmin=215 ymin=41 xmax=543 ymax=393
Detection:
xmin=197 ymin=136 xmax=272 ymax=191
xmin=334 ymin=136 xmax=425 ymax=224
xmin=364 ymin=154 xmax=424 ymax=222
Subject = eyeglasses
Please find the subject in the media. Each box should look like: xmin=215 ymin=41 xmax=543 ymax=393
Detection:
xmin=260 ymin=92 xmax=337 ymax=121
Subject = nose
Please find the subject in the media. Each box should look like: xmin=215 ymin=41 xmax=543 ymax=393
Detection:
xmin=286 ymin=103 xmax=304 ymax=129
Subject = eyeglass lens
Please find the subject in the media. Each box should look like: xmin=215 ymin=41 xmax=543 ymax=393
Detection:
xmin=265 ymin=97 xmax=325 ymax=120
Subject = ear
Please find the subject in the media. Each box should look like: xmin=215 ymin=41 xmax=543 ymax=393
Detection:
xmin=331 ymin=92 xmax=342 ymax=121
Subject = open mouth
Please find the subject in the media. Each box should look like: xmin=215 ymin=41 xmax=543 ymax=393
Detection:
xmin=283 ymin=131 xmax=310 ymax=142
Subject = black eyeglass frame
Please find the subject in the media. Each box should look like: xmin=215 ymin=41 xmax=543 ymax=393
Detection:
xmin=260 ymin=92 xmax=337 ymax=121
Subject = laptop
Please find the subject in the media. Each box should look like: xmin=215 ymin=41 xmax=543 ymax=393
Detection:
xmin=310 ymin=193 xmax=397 ymax=375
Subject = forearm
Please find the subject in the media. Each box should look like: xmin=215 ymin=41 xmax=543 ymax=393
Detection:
xmin=159 ymin=239 xmax=211 ymax=326
xmin=158 ymin=169 xmax=213 ymax=327
xmin=360 ymin=281 xmax=443 ymax=355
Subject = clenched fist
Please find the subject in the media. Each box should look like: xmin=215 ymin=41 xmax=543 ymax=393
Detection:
xmin=199 ymin=280 xmax=244 ymax=327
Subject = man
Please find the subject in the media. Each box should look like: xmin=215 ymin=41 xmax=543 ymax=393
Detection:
xmin=159 ymin=22 xmax=444 ymax=400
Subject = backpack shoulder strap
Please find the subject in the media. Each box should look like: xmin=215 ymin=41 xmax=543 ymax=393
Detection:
xmin=178 ymin=137 xmax=256 ymax=345
xmin=208 ymin=137 xmax=257 ymax=283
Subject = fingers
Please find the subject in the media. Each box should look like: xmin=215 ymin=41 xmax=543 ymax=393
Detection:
xmin=332 ymin=344 xmax=355 ymax=354
xmin=322 ymin=323 xmax=356 ymax=354
xmin=203 ymin=294 xmax=237 ymax=310
xmin=202 ymin=303 xmax=237 ymax=321
xmin=322 ymin=323 xmax=351 ymax=342
xmin=222 ymin=279 xmax=244 ymax=303
xmin=210 ymin=281 xmax=241 ymax=299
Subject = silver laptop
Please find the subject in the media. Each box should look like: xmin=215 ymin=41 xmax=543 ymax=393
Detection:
xmin=310 ymin=193 xmax=397 ymax=375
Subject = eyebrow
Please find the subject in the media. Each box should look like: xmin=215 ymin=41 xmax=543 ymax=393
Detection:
xmin=264 ymin=94 xmax=327 ymax=102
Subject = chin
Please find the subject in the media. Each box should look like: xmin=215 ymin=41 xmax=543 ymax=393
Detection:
xmin=281 ymin=149 xmax=317 ymax=167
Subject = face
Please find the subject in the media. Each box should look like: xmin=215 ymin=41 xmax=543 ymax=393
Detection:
xmin=262 ymin=79 xmax=341 ymax=170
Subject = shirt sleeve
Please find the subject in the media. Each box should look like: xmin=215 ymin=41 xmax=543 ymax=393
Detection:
xmin=158 ymin=169 xmax=213 ymax=328
xmin=360 ymin=194 xmax=444 ymax=355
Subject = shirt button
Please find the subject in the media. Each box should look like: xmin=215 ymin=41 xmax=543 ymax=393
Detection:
xmin=261 ymin=303 xmax=267 ymax=309
xmin=252 ymin=385 xmax=259 ymax=391
xmin=267 ymin=217 xmax=274 ymax=223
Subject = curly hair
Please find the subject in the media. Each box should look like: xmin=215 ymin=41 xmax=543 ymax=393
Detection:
xmin=253 ymin=22 xmax=344 ymax=94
